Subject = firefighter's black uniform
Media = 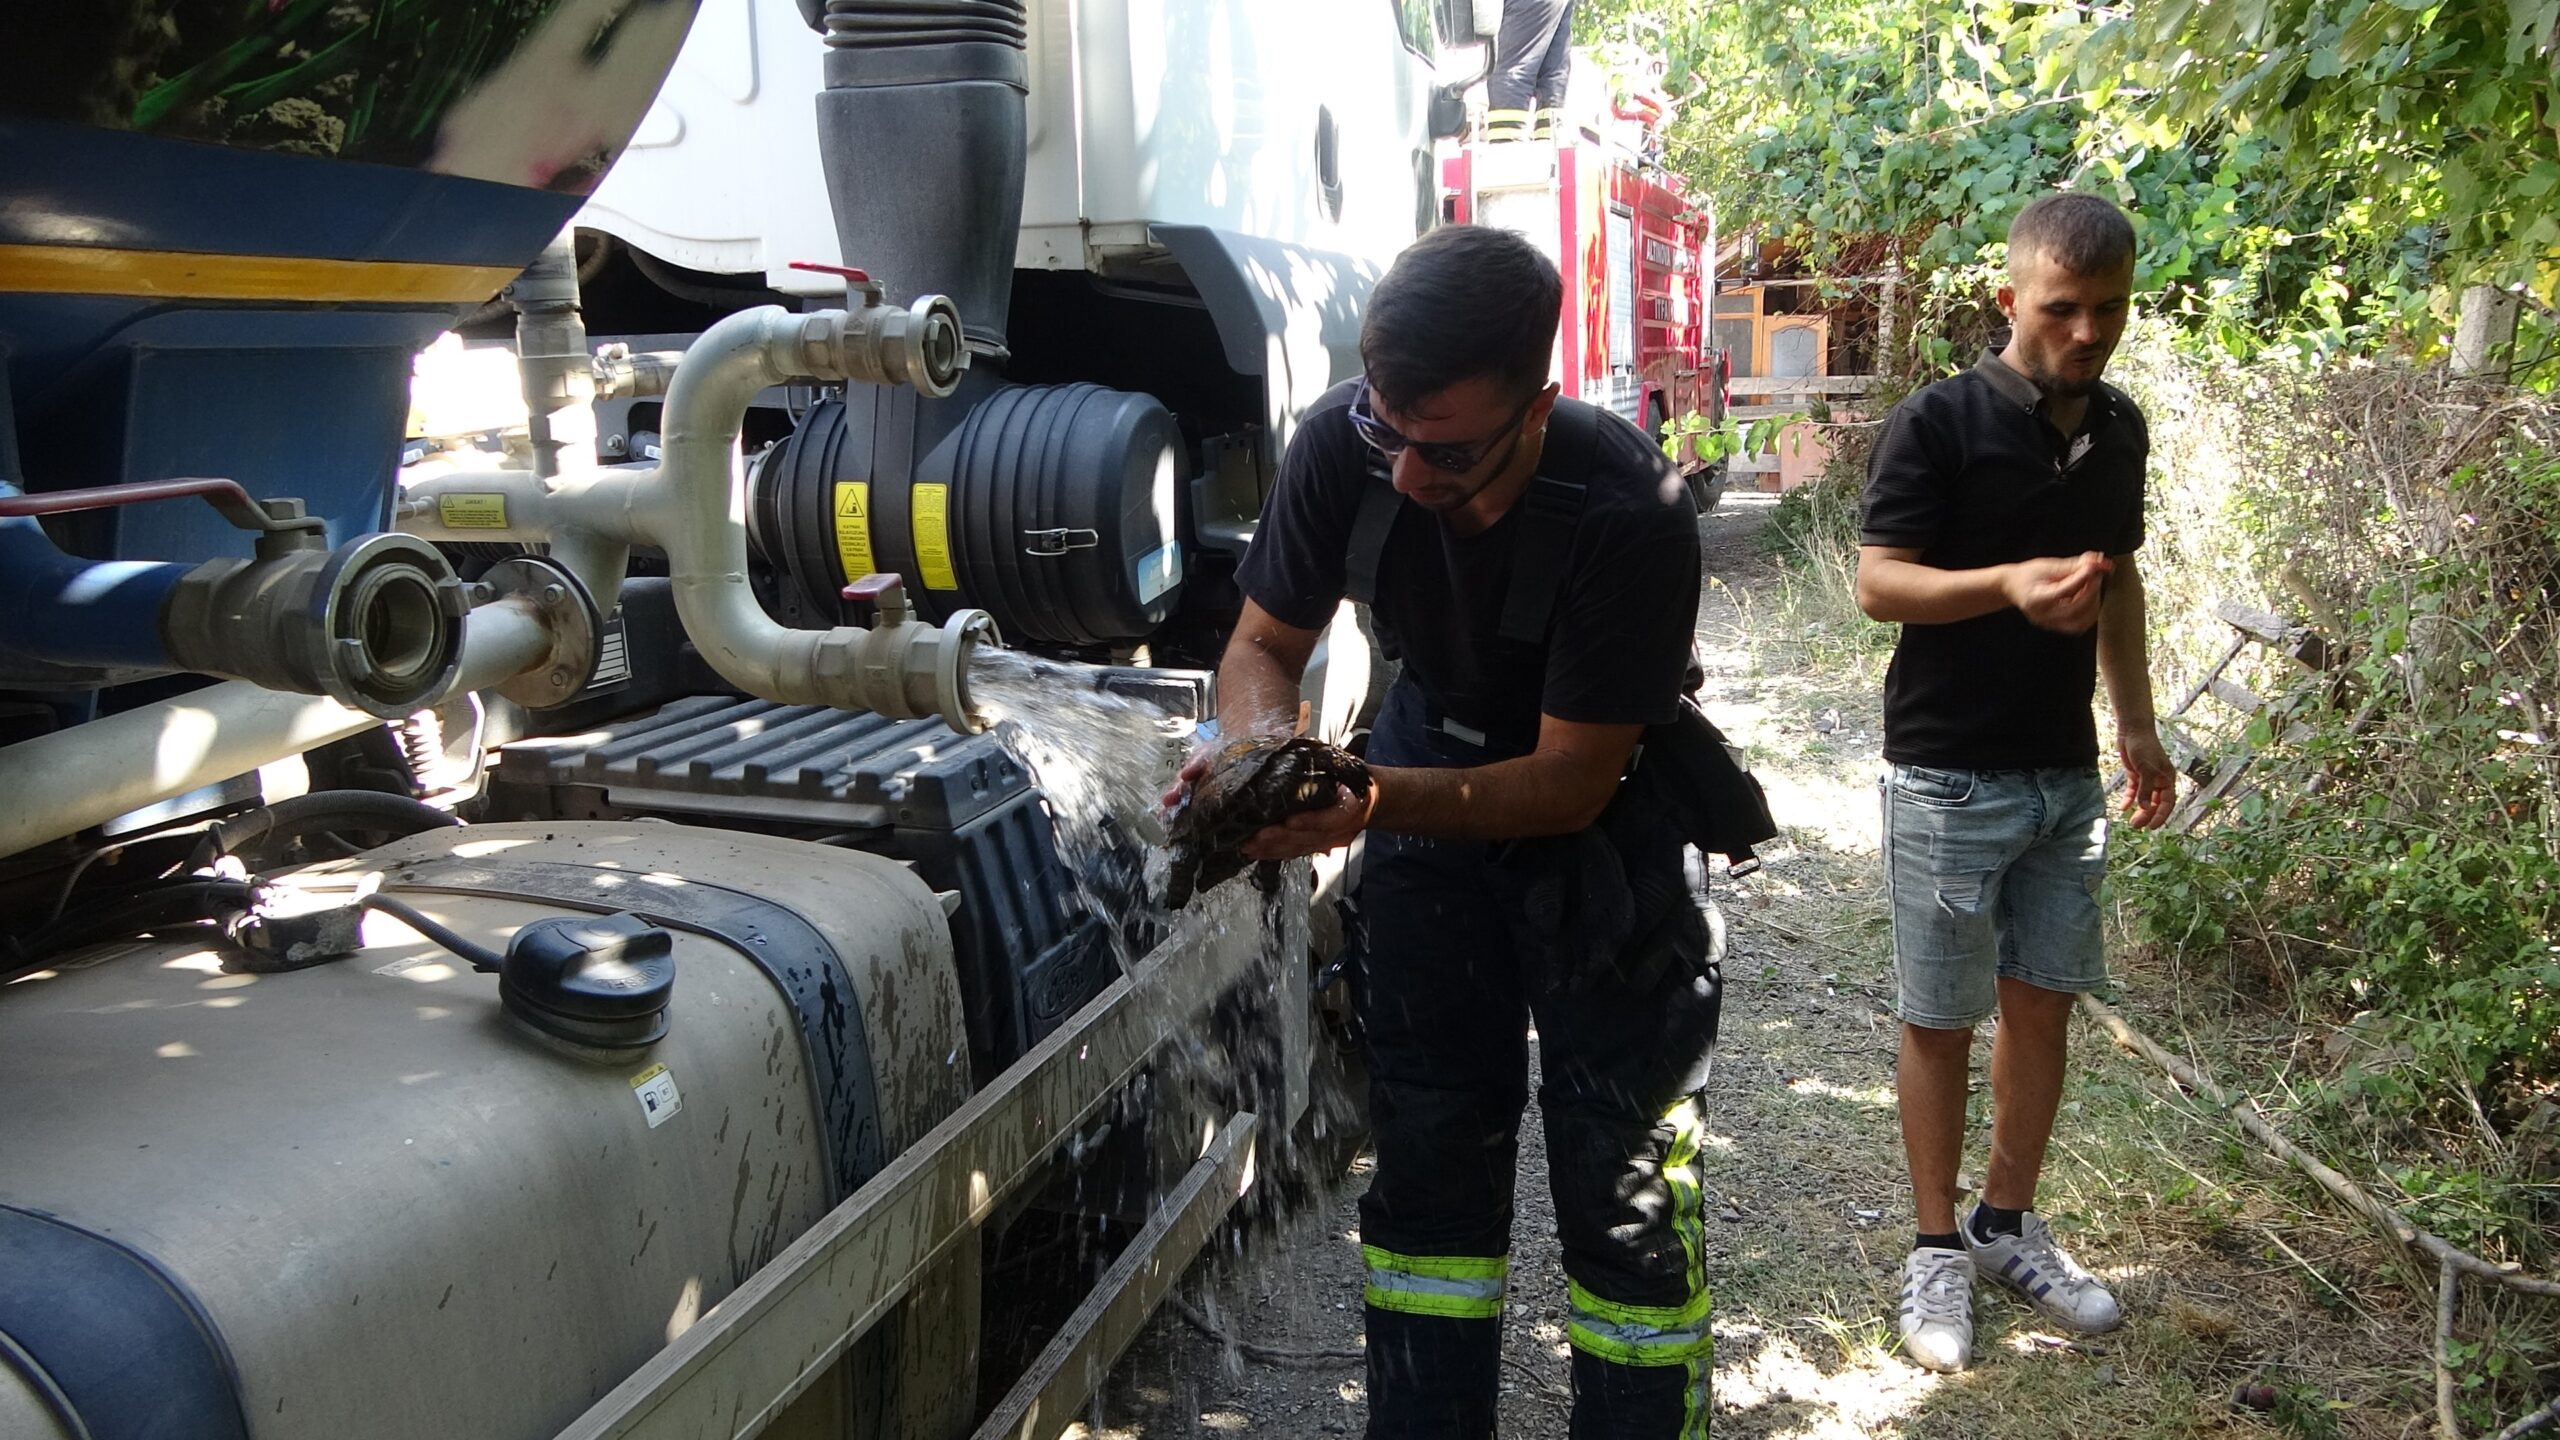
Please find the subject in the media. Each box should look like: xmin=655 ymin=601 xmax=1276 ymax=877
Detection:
xmin=1235 ymin=380 xmax=1722 ymax=1439
xmin=1488 ymin=0 xmax=1577 ymax=139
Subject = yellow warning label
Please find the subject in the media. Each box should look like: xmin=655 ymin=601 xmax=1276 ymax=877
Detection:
xmin=436 ymin=493 xmax=510 ymax=530
xmin=832 ymin=481 xmax=877 ymax=581
xmin=912 ymin=483 xmax=958 ymax=591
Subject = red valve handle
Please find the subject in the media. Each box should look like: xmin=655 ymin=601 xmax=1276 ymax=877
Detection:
xmin=0 ymin=476 xmax=314 ymax=536
xmin=789 ymin=262 xmax=873 ymax=284
xmin=841 ymin=573 xmax=902 ymax=603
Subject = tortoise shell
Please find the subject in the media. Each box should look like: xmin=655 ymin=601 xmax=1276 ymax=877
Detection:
xmin=1163 ymin=735 xmax=1371 ymax=909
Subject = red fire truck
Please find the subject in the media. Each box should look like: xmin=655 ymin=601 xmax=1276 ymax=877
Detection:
xmin=1440 ymin=79 xmax=1728 ymax=503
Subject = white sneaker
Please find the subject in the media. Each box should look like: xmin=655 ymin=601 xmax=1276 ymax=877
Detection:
xmin=1897 ymin=1247 xmax=1975 ymax=1372
xmin=1967 ymin=1211 xmax=2123 ymax=1334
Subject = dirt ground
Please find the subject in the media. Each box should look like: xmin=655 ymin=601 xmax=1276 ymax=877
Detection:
xmin=1073 ymin=495 xmax=2429 ymax=1439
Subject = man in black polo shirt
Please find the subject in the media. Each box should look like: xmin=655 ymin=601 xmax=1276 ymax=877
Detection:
xmin=1856 ymin=192 xmax=2177 ymax=1373
xmin=1178 ymin=224 xmax=1720 ymax=1438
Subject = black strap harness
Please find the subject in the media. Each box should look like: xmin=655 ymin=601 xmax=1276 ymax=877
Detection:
xmin=1337 ymin=397 xmax=1776 ymax=873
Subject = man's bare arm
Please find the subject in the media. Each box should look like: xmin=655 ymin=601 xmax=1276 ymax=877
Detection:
xmin=1857 ymin=544 xmax=2111 ymax=634
xmin=1373 ymin=715 xmax=1640 ymax=838
xmin=1216 ymin=599 xmax=1323 ymax=740
xmin=2097 ymin=553 xmax=2176 ymax=828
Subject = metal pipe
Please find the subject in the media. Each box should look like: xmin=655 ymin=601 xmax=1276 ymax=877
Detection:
xmin=0 ymin=482 xmax=192 ymax=674
xmin=0 ymin=482 xmax=469 ymax=717
xmin=509 ymin=228 xmax=596 ymax=480
xmin=0 ymin=595 xmax=550 ymax=860
xmin=399 ymin=299 xmax=991 ymax=731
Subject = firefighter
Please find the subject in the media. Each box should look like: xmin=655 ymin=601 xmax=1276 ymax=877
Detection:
xmin=1487 ymin=0 xmax=1576 ymax=141
xmin=1175 ymin=224 xmax=1721 ymax=1438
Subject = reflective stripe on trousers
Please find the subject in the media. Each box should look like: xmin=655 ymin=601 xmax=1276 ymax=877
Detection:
xmin=1565 ymin=1097 xmax=1712 ymax=1438
xmin=1363 ymin=1246 xmax=1508 ymax=1320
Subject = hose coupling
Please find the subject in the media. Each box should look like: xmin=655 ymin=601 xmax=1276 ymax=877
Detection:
xmin=784 ymin=264 xmax=967 ymax=398
xmin=163 ymin=528 xmax=470 ymax=719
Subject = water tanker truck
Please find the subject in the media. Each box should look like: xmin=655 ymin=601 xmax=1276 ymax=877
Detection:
xmin=0 ymin=2 xmax=1484 ymax=1435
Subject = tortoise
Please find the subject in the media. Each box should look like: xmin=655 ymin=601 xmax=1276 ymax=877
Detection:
xmin=1163 ymin=734 xmax=1371 ymax=909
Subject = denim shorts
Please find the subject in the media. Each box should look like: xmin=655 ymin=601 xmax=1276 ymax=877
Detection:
xmin=1880 ymin=764 xmax=2110 ymax=1029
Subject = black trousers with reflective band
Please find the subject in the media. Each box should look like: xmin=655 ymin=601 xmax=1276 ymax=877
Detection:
xmin=1488 ymin=0 xmax=1575 ymax=113
xmin=1354 ymin=683 xmax=1721 ymax=1439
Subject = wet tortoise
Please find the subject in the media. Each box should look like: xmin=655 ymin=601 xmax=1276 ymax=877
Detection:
xmin=1163 ymin=734 xmax=1370 ymax=909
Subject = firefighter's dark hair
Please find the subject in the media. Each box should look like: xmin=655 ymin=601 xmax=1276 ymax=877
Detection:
xmin=1360 ymin=225 xmax=1562 ymax=415
xmin=2008 ymin=192 xmax=2136 ymax=278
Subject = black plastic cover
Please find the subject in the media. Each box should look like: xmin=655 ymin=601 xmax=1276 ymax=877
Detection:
xmin=490 ymin=699 xmax=1117 ymax=1076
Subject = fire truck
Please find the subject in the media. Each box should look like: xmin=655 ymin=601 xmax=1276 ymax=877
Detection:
xmin=1439 ymin=51 xmax=1729 ymax=505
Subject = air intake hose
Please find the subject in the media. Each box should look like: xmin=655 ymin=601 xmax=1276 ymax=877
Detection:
xmin=817 ymin=0 xmax=1030 ymax=355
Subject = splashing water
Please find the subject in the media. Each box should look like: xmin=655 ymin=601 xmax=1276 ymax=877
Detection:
xmin=964 ymin=647 xmax=1340 ymax=1223
xmin=965 ymin=649 xmax=1197 ymax=965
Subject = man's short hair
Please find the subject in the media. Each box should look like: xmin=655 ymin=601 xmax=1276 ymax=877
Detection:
xmin=1361 ymin=225 xmax=1562 ymax=415
xmin=2008 ymin=193 xmax=2136 ymax=278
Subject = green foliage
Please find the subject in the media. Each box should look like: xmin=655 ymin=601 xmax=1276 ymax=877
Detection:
xmin=1575 ymin=0 xmax=2554 ymax=352
xmin=2111 ymin=412 xmax=2560 ymax=1272
xmin=1662 ymin=409 xmax=1801 ymax=466
xmin=2081 ymin=0 xmax=2560 ymax=298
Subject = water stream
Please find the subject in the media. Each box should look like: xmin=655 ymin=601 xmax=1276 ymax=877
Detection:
xmin=964 ymin=648 xmax=1196 ymax=967
xmin=962 ymin=647 xmax=1331 ymax=1220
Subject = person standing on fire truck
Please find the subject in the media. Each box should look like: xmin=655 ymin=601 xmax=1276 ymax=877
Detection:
xmin=1487 ymin=0 xmax=1576 ymax=141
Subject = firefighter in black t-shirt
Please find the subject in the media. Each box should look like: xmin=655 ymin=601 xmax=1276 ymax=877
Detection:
xmin=1170 ymin=225 xmax=1719 ymax=1438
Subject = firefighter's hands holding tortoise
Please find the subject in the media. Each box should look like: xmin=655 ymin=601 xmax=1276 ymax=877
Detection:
xmin=1158 ymin=733 xmax=1372 ymax=908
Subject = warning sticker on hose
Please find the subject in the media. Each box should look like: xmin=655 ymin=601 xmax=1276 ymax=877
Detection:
xmin=912 ymin=483 xmax=958 ymax=590
xmin=630 ymin=1063 xmax=681 ymax=1129
xmin=436 ymin=493 xmax=509 ymax=529
xmin=833 ymin=481 xmax=877 ymax=581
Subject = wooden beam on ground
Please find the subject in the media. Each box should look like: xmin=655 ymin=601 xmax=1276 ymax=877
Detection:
xmin=1726 ymin=375 xmax=1879 ymax=397
xmin=972 ymin=1113 xmax=1260 ymax=1440
xmin=2167 ymin=632 xmax=2251 ymax=720
xmin=552 ymin=891 xmax=1285 ymax=1440
xmin=2205 ymin=678 xmax=2265 ymax=714
xmin=2212 ymin=600 xmax=2295 ymax=643
xmin=2171 ymin=753 xmax=2254 ymax=834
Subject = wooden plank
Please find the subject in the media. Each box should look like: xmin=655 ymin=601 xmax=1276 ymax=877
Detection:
xmin=972 ymin=1114 xmax=1260 ymax=1440
xmin=1725 ymin=375 xmax=1879 ymax=397
xmin=552 ymin=888 xmax=1287 ymax=1440
xmin=1726 ymin=404 xmax=1810 ymax=420
xmin=2213 ymin=600 xmax=2299 ymax=645
xmin=2167 ymin=632 xmax=2250 ymax=721
xmin=1727 ymin=456 xmax=1781 ymax=473
xmin=2206 ymin=678 xmax=2266 ymax=714
xmin=2172 ymin=753 xmax=2254 ymax=835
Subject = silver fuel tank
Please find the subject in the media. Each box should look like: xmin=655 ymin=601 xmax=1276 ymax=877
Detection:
xmin=0 ymin=822 xmax=977 ymax=1440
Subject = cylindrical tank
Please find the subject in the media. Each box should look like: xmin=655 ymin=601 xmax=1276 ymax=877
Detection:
xmin=753 ymin=382 xmax=1186 ymax=646
xmin=0 ymin=823 xmax=976 ymax=1440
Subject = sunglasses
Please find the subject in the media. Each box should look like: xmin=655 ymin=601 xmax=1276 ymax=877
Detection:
xmin=1349 ymin=387 xmax=1537 ymax=474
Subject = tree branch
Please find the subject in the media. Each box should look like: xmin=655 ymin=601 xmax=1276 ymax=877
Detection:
xmin=2494 ymin=1393 xmax=2560 ymax=1440
xmin=2084 ymin=993 xmax=2560 ymax=1439
xmin=2441 ymin=1258 xmax=2466 ymax=1440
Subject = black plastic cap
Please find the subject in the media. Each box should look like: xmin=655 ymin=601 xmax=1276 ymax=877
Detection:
xmin=499 ymin=912 xmax=675 ymax=1049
